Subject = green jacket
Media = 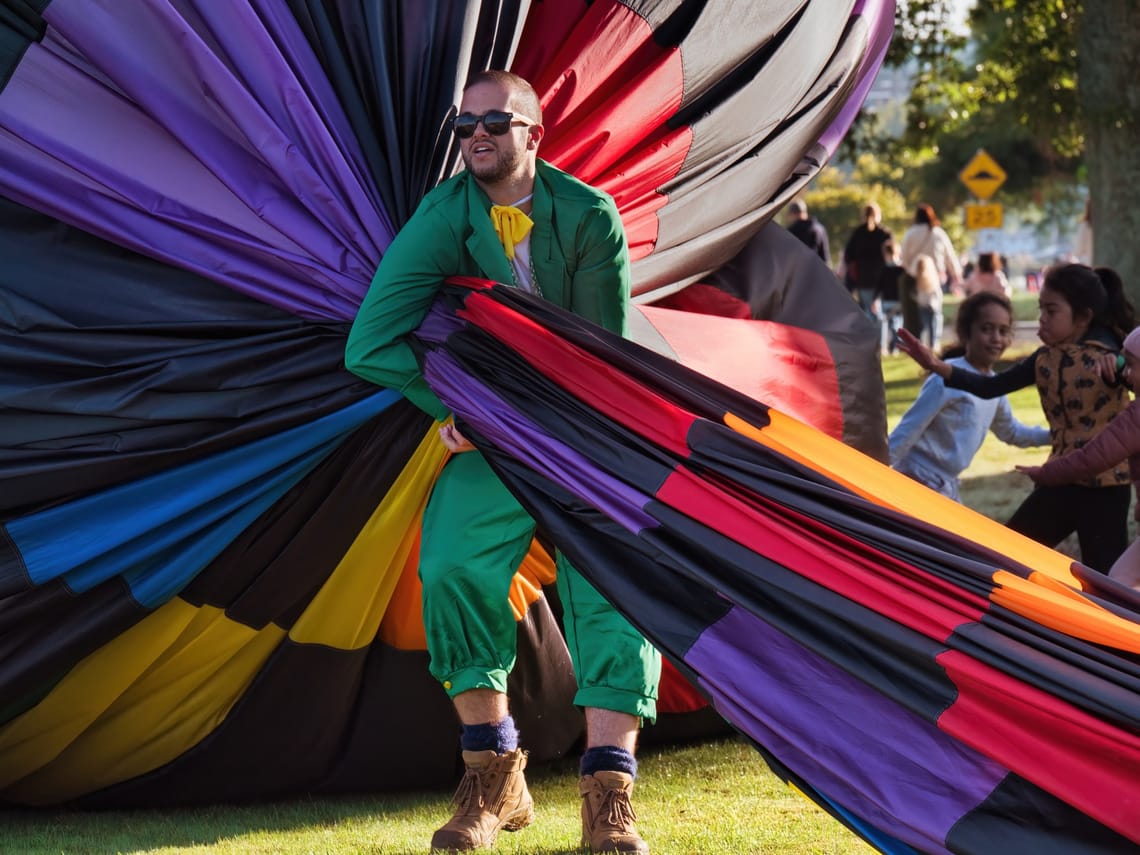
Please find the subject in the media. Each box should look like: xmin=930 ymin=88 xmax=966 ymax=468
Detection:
xmin=345 ymin=159 xmax=631 ymax=420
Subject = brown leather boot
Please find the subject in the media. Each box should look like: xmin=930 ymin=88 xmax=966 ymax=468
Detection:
xmin=579 ymin=771 xmax=649 ymax=853
xmin=430 ymin=748 xmax=534 ymax=852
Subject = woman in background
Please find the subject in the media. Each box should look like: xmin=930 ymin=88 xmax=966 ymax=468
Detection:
xmin=899 ymin=203 xmax=962 ymax=336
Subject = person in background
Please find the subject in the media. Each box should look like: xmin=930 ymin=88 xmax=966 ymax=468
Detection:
xmin=1075 ymin=198 xmax=1093 ymax=265
xmin=913 ymin=255 xmax=944 ymax=349
xmin=785 ymin=198 xmax=830 ymax=265
xmin=890 ymin=292 xmax=1050 ymax=500
xmin=345 ymin=70 xmax=659 ymax=854
xmin=872 ymin=239 xmax=905 ymax=355
xmin=899 ymin=203 xmax=962 ymax=336
xmin=897 ymin=264 xmax=1136 ymax=573
xmin=962 ymin=251 xmax=1011 ymax=298
xmin=1017 ymin=326 xmax=1140 ymax=590
xmin=841 ymin=201 xmax=893 ymax=312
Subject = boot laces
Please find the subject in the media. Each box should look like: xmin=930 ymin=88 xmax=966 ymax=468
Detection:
xmin=450 ymin=766 xmax=509 ymax=816
xmin=451 ymin=768 xmax=487 ymax=812
xmin=599 ymin=785 xmax=638 ymax=829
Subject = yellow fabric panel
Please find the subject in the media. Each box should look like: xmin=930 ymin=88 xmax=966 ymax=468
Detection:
xmin=0 ymin=599 xmax=282 ymax=805
xmin=290 ymin=424 xmax=447 ymax=650
xmin=992 ymin=570 xmax=1140 ymax=654
xmin=724 ymin=409 xmax=1077 ymax=584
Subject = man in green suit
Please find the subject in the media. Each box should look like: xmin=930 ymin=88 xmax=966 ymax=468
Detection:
xmin=346 ymin=70 xmax=659 ymax=854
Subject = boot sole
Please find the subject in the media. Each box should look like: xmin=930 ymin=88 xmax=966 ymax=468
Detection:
xmin=502 ymin=800 xmax=535 ymax=832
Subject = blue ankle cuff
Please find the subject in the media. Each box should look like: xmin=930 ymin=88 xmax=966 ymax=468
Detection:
xmin=461 ymin=715 xmax=518 ymax=753
xmin=580 ymin=745 xmax=637 ymax=778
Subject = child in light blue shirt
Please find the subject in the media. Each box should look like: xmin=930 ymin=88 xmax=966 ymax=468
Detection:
xmin=890 ymin=292 xmax=1050 ymax=500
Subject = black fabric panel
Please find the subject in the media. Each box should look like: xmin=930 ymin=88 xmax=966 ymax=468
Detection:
xmin=0 ymin=575 xmax=146 ymax=726
xmin=0 ymin=526 xmax=29 ymax=596
xmin=72 ymin=642 xmax=432 ymax=807
xmin=283 ymin=0 xmax=526 ymax=225
xmin=503 ymin=598 xmax=584 ymax=762
xmin=0 ymin=1 xmax=48 ymax=92
xmin=957 ymin=615 xmax=1140 ymax=732
xmin=0 ymin=197 xmax=374 ymax=517
xmin=180 ymin=402 xmax=430 ymax=631
xmin=946 ymin=772 xmax=1135 ymax=855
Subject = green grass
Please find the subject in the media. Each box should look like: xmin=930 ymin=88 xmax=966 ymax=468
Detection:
xmin=0 ymin=741 xmax=876 ymax=854
xmin=0 ymin=343 xmax=1063 ymax=855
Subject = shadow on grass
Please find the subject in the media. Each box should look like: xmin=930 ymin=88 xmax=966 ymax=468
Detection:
xmin=0 ymin=717 xmax=734 ymax=854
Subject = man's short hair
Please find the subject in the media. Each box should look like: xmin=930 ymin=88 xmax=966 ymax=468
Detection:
xmin=788 ymin=199 xmax=807 ymax=216
xmin=464 ymin=70 xmax=542 ymax=124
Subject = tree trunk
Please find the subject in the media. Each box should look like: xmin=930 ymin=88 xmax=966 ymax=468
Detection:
xmin=1079 ymin=1 xmax=1140 ymax=306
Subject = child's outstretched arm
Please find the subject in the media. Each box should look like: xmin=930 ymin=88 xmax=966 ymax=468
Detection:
xmin=895 ymin=329 xmax=951 ymax=379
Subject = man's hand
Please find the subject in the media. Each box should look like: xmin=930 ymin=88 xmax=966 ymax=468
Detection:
xmin=440 ymin=422 xmax=476 ymax=453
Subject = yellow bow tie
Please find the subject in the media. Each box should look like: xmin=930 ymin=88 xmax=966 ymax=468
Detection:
xmin=489 ymin=205 xmax=533 ymax=260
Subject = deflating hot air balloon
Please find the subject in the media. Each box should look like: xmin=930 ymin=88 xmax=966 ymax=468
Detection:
xmin=417 ymin=277 xmax=1140 ymax=852
xmin=0 ymin=0 xmax=1024 ymax=841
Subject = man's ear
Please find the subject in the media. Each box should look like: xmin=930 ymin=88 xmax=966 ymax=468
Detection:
xmin=527 ymin=123 xmax=544 ymax=149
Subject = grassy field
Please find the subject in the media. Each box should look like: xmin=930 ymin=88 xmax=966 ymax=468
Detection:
xmin=0 ymin=336 xmax=1065 ymax=855
xmin=0 ymin=740 xmax=878 ymax=855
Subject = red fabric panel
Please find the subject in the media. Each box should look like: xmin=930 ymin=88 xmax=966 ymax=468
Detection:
xmin=638 ymin=305 xmax=845 ymax=441
xmin=657 ymin=656 xmax=708 ymax=713
xmin=655 ymin=467 xmax=990 ymax=640
xmin=512 ymin=1 xmax=690 ymax=262
xmin=457 ymin=291 xmax=696 ymax=457
xmin=654 ymin=283 xmax=752 ymax=319
xmin=938 ymin=650 xmax=1140 ymax=843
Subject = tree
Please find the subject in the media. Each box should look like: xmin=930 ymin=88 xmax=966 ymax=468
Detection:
xmin=1079 ymin=1 xmax=1140 ymax=298
xmin=884 ymin=1 xmax=1140 ymax=302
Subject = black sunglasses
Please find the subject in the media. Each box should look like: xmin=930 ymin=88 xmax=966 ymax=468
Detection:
xmin=451 ymin=110 xmax=533 ymax=139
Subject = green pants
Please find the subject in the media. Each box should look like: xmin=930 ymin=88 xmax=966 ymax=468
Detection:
xmin=419 ymin=451 xmax=660 ymax=721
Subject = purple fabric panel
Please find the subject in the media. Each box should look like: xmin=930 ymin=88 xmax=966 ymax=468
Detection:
xmin=0 ymin=0 xmax=391 ymax=320
xmin=421 ymin=350 xmax=660 ymax=534
xmin=418 ymin=302 xmax=467 ymax=343
xmin=688 ymin=605 xmax=1007 ymax=854
xmin=818 ymin=0 xmax=895 ymax=154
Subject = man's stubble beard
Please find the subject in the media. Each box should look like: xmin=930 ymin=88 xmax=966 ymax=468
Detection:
xmin=462 ymin=143 xmax=526 ymax=185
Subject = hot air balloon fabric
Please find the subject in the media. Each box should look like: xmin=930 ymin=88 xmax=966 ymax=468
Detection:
xmin=22 ymin=4 xmax=1135 ymax=855
xmin=417 ymin=277 xmax=1140 ymax=854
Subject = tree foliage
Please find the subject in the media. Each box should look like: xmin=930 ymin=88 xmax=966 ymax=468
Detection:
xmin=879 ymin=1 xmax=1084 ymax=214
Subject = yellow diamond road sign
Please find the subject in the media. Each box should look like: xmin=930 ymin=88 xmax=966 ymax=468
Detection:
xmin=960 ymin=149 xmax=1007 ymax=200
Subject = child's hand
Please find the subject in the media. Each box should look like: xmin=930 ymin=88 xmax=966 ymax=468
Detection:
xmin=1015 ymin=464 xmax=1044 ymax=484
xmin=1093 ymin=352 xmax=1122 ymax=383
xmin=896 ymin=329 xmax=943 ymax=375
